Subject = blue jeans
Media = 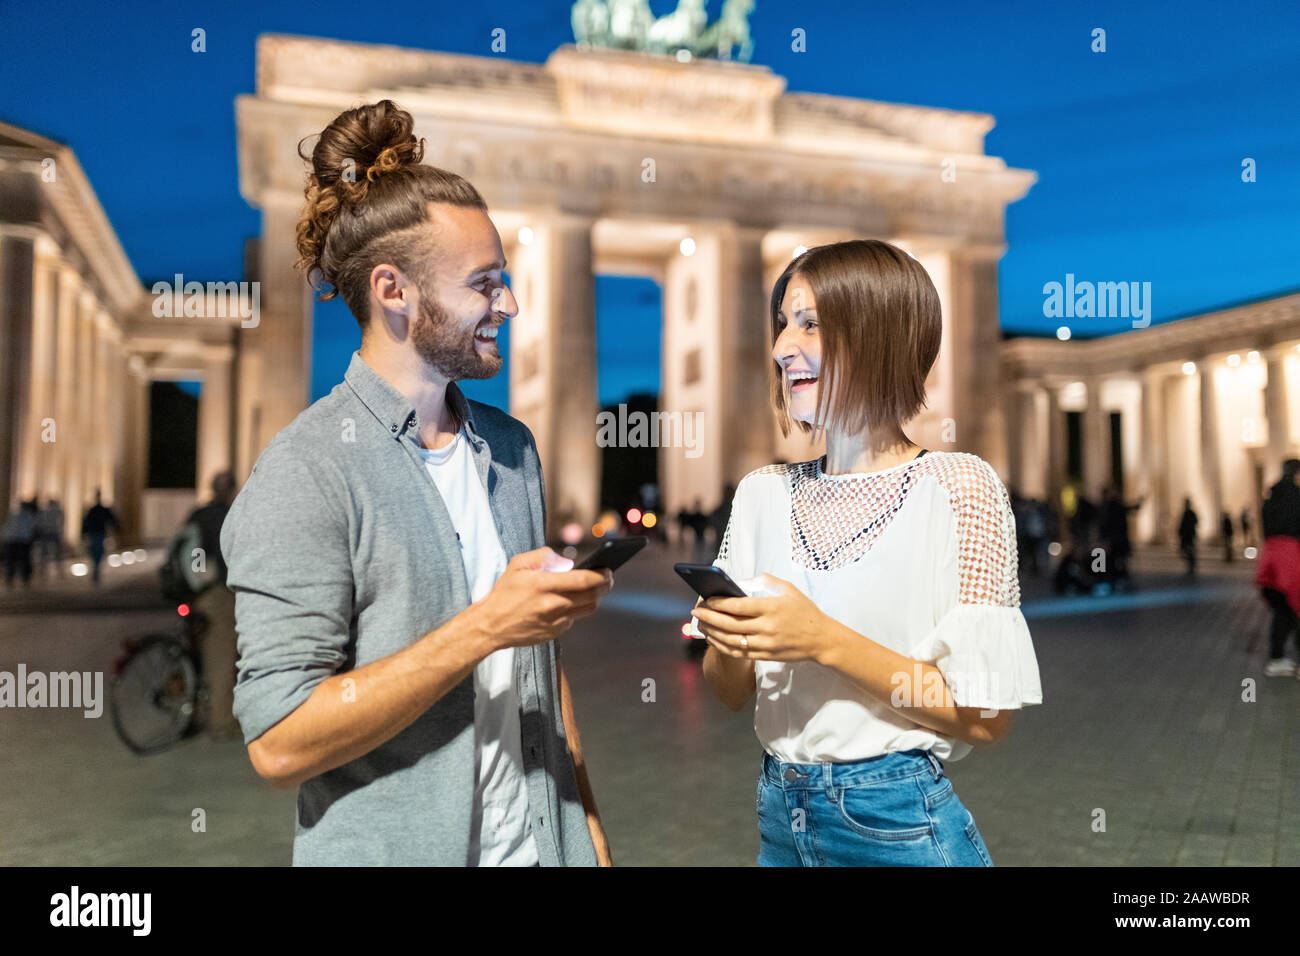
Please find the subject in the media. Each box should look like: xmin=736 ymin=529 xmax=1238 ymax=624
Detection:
xmin=756 ymin=749 xmax=994 ymax=866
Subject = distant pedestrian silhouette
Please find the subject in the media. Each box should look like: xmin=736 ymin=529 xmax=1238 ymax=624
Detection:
xmin=80 ymin=489 xmax=120 ymax=584
xmin=1178 ymin=499 xmax=1199 ymax=577
xmin=677 ymin=497 xmax=709 ymax=559
xmin=34 ymin=498 xmax=64 ymax=578
xmin=1098 ymin=485 xmax=1142 ymax=591
xmin=2 ymin=499 xmax=38 ymax=587
xmin=1022 ymin=497 xmax=1048 ymax=577
xmin=1053 ymin=489 xmax=1098 ymax=594
xmin=1221 ymin=511 xmax=1235 ymax=562
xmin=1255 ymin=459 xmax=1300 ymax=676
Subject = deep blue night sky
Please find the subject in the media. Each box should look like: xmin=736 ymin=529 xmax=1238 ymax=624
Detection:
xmin=2 ymin=0 xmax=1296 ymax=410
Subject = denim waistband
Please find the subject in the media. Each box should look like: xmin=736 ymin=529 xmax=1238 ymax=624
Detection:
xmin=762 ymin=749 xmax=944 ymax=789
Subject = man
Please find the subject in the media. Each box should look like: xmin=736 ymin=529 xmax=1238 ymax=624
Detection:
xmin=185 ymin=471 xmax=240 ymax=738
xmin=80 ymin=490 xmax=119 ymax=585
xmin=1178 ymin=499 xmax=1199 ymax=577
xmin=222 ymin=99 xmax=613 ymax=866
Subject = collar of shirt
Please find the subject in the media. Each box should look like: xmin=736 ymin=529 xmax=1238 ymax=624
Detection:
xmin=344 ymin=350 xmax=482 ymax=450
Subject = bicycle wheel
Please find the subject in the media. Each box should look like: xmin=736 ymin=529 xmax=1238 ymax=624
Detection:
xmin=110 ymin=635 xmax=200 ymax=754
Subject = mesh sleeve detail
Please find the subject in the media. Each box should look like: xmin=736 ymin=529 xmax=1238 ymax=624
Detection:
xmin=937 ymin=458 xmax=1021 ymax=608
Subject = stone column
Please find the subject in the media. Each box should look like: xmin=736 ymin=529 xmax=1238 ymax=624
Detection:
xmin=660 ymin=225 xmax=775 ymax=519
xmin=1197 ymin=358 xmax=1222 ymax=541
xmin=104 ymin=333 xmax=125 ymax=509
xmin=1083 ymin=375 xmax=1110 ymax=499
xmin=545 ymin=216 xmax=599 ymax=538
xmin=907 ymin=247 xmax=955 ymax=453
xmin=244 ymin=194 xmax=313 ymax=458
xmin=53 ymin=268 xmax=79 ymax=526
xmin=75 ymin=290 xmax=96 ymax=512
xmin=92 ymin=315 xmax=113 ymax=501
xmin=661 ymin=233 xmax=713 ymax=519
xmin=28 ymin=250 xmax=57 ymax=503
xmin=1016 ymin=385 xmax=1050 ymax=500
xmin=1045 ymin=383 xmax=1067 ymax=513
xmin=508 ymin=213 xmax=598 ymax=538
xmin=947 ymin=248 xmax=1005 ymax=464
xmin=1003 ymin=382 xmax=1026 ymax=495
xmin=13 ymin=255 xmax=47 ymax=506
xmin=117 ymin=358 xmax=150 ymax=543
xmin=234 ymin=345 xmax=263 ymax=483
xmin=718 ymin=227 xmax=776 ymax=483
xmin=1265 ymin=346 xmax=1291 ymax=467
xmin=197 ymin=345 xmax=237 ymax=497
xmin=1138 ymin=369 xmax=1168 ymax=543
xmin=0 ymin=233 xmax=35 ymax=511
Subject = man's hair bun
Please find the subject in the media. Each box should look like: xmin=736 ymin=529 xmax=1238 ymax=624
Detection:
xmin=292 ymin=99 xmax=486 ymax=324
xmin=295 ymin=100 xmax=426 ymax=275
xmin=306 ymin=98 xmax=425 ymax=204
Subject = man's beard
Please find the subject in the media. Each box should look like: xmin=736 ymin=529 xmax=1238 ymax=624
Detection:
xmin=410 ymin=288 xmax=501 ymax=381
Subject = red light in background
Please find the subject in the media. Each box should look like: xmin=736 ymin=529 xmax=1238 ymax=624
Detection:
xmin=177 ymin=604 xmax=190 ymax=617
xmin=680 ymin=622 xmax=692 ymax=639
xmin=626 ymin=508 xmax=642 ymax=524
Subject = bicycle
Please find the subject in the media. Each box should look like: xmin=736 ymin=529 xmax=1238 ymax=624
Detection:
xmin=109 ymin=603 xmax=210 ymax=755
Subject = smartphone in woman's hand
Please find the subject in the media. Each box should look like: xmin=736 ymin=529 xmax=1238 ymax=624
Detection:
xmin=674 ymin=562 xmax=748 ymax=599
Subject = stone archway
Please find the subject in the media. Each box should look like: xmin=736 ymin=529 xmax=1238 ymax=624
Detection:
xmin=235 ymin=34 xmax=1035 ymax=534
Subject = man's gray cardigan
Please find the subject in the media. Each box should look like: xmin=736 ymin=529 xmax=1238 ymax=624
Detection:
xmin=221 ymin=351 xmax=598 ymax=866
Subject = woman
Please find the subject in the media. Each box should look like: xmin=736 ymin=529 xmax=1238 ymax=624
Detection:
xmin=691 ymin=239 xmax=1043 ymax=866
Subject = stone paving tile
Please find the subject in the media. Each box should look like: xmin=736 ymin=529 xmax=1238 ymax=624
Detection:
xmin=0 ymin=600 xmax=295 ymax=865
xmin=562 ymin=544 xmax=1299 ymax=866
xmin=0 ymin=544 xmax=1294 ymax=866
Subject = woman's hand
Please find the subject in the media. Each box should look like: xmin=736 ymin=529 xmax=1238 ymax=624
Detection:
xmin=693 ymin=574 xmax=834 ymax=664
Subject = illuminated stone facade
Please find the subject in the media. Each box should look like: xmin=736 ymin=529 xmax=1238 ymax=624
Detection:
xmin=235 ymin=34 xmax=1035 ymax=533
xmin=1002 ymin=292 xmax=1300 ymax=543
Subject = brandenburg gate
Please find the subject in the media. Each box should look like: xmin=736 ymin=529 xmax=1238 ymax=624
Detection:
xmin=235 ymin=33 xmax=1035 ymax=534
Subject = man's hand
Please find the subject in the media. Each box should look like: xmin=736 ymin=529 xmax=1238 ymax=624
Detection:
xmin=246 ymin=547 xmax=611 ymax=789
xmin=470 ymin=547 xmax=613 ymax=652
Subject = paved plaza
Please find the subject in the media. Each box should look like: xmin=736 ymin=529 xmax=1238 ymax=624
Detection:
xmin=0 ymin=543 xmax=1294 ymax=866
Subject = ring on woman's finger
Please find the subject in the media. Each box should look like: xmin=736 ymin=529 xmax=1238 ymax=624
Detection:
xmin=740 ymin=636 xmax=748 ymax=649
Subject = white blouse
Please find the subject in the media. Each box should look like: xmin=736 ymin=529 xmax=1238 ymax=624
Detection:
xmin=690 ymin=450 xmax=1043 ymax=763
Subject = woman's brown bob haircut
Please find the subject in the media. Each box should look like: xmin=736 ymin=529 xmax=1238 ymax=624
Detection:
xmin=769 ymin=239 xmax=942 ymax=441
xmin=294 ymin=99 xmax=487 ymax=328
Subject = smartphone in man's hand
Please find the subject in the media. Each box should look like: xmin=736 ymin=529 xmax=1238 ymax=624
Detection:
xmin=574 ymin=535 xmax=647 ymax=573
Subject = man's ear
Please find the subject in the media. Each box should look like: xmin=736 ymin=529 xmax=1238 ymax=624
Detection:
xmin=369 ymin=264 xmax=414 ymax=335
xmin=371 ymin=264 xmax=409 ymax=315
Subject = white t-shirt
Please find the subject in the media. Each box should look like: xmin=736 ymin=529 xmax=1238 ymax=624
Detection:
xmin=691 ymin=450 xmax=1043 ymax=763
xmin=419 ymin=427 xmax=539 ymax=867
